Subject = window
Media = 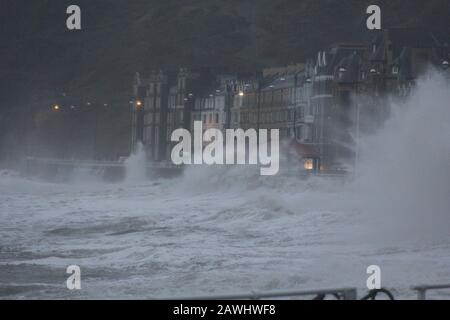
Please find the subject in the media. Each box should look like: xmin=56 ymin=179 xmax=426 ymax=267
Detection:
xmin=154 ymin=126 xmax=159 ymax=143
xmin=304 ymin=159 xmax=314 ymax=170
xmin=146 ymin=127 xmax=152 ymax=143
xmin=303 ymin=125 xmax=311 ymax=142
xmin=274 ymin=90 xmax=282 ymax=104
xmin=296 ymin=127 xmax=301 ymax=140
xmin=392 ymin=66 xmax=399 ymax=75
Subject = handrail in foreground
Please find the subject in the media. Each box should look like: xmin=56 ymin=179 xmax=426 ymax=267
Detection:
xmin=412 ymin=284 xmax=450 ymax=300
xmin=161 ymin=287 xmax=358 ymax=300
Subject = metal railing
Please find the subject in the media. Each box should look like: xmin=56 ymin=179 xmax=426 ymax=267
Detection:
xmin=412 ymin=284 xmax=450 ymax=300
xmin=161 ymin=284 xmax=450 ymax=300
xmin=162 ymin=287 xmax=358 ymax=300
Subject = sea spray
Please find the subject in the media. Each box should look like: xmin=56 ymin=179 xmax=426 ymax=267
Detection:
xmin=125 ymin=142 xmax=147 ymax=182
xmin=351 ymin=70 xmax=450 ymax=244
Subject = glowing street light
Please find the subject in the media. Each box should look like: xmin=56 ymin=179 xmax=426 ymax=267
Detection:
xmin=442 ymin=60 xmax=449 ymax=70
xmin=238 ymin=91 xmax=244 ymax=97
xmin=52 ymin=105 xmax=60 ymax=112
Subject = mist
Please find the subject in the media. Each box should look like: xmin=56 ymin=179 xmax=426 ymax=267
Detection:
xmin=1 ymin=70 xmax=450 ymax=299
xmin=352 ymin=70 xmax=450 ymax=244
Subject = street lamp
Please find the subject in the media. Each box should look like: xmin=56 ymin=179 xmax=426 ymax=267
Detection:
xmin=52 ymin=104 xmax=60 ymax=112
xmin=442 ymin=60 xmax=449 ymax=70
xmin=238 ymin=91 xmax=244 ymax=97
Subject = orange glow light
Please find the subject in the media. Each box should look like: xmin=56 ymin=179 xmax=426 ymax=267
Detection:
xmin=304 ymin=159 xmax=314 ymax=170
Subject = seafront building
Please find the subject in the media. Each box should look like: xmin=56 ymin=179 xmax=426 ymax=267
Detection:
xmin=131 ymin=28 xmax=449 ymax=173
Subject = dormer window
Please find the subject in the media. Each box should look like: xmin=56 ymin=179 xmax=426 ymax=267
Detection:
xmin=392 ymin=65 xmax=399 ymax=75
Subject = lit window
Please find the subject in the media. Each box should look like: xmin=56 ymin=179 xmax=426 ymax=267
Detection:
xmin=304 ymin=159 xmax=314 ymax=170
